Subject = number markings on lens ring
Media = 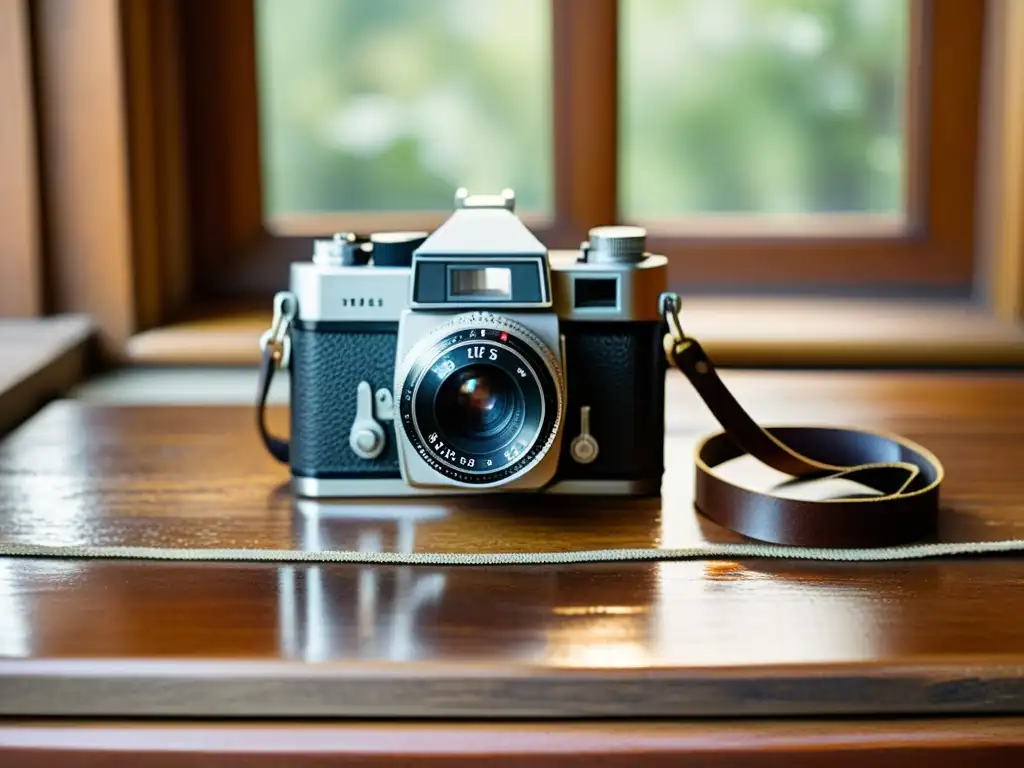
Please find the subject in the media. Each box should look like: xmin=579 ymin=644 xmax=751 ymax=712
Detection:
xmin=413 ymin=339 xmax=541 ymax=475
xmin=398 ymin=326 xmax=561 ymax=485
xmin=420 ymin=429 xmax=530 ymax=471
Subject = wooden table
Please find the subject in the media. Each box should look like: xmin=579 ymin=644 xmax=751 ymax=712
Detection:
xmin=3 ymin=369 xmax=1024 ymax=764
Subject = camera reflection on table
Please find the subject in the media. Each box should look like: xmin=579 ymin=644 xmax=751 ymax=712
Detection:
xmin=278 ymin=500 xmax=449 ymax=662
xmin=273 ymin=494 xmax=978 ymax=669
xmin=276 ymin=498 xmax=660 ymax=664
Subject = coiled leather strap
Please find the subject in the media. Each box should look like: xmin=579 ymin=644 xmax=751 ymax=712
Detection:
xmin=257 ymin=336 xmax=943 ymax=549
xmin=671 ymin=338 xmax=942 ymax=547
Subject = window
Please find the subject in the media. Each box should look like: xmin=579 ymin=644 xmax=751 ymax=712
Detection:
xmin=176 ymin=0 xmax=980 ymax=302
xmin=620 ymin=0 xmax=908 ymax=220
xmin=254 ymin=0 xmax=910 ymax=225
xmin=254 ymin=0 xmax=553 ymax=218
xmin=21 ymin=0 xmax=1021 ymax=363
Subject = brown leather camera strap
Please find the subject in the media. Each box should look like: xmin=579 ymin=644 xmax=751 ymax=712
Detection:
xmin=668 ymin=336 xmax=942 ymax=548
xmin=256 ymin=325 xmax=944 ymax=549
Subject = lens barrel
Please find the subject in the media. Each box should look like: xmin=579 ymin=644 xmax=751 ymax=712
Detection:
xmin=397 ymin=315 xmax=562 ymax=486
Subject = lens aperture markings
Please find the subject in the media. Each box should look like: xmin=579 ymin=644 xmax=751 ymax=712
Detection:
xmin=398 ymin=324 xmax=560 ymax=485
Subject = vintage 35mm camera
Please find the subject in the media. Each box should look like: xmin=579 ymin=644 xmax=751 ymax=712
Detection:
xmin=277 ymin=188 xmax=668 ymax=498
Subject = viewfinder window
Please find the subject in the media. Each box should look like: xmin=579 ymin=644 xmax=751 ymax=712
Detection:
xmin=574 ymin=277 xmax=618 ymax=309
xmin=449 ymin=268 xmax=513 ymax=300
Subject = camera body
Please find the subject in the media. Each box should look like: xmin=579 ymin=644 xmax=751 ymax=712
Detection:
xmin=285 ymin=189 xmax=668 ymax=498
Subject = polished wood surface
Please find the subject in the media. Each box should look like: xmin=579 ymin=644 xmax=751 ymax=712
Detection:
xmin=3 ymin=718 xmax=1024 ymax=767
xmin=3 ymin=371 xmax=1024 ymax=718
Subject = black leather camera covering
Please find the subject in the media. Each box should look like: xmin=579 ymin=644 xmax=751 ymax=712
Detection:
xmin=289 ymin=320 xmax=665 ymax=488
xmin=289 ymin=323 xmax=402 ymax=478
xmin=555 ymin=321 xmax=666 ymax=487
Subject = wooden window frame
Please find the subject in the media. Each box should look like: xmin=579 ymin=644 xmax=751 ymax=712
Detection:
xmin=176 ymin=0 xmax=619 ymax=300
xmin=981 ymin=0 xmax=1024 ymax=321
xmin=7 ymin=0 xmax=1024 ymax=366
xmin=0 ymin=0 xmax=42 ymax=317
xmin=176 ymin=0 xmax=984 ymax=300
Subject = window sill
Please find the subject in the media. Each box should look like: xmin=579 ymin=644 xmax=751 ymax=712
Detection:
xmin=123 ymin=298 xmax=1024 ymax=368
xmin=0 ymin=315 xmax=94 ymax=435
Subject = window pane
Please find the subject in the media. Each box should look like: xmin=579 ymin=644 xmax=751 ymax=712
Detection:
xmin=620 ymin=0 xmax=909 ymax=219
xmin=255 ymin=0 xmax=551 ymax=216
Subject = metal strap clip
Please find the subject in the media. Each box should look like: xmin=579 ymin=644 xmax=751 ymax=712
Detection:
xmin=659 ymin=291 xmax=691 ymax=365
xmin=259 ymin=291 xmax=298 ymax=369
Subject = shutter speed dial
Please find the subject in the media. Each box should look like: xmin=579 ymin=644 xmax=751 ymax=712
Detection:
xmin=582 ymin=226 xmax=647 ymax=264
xmin=312 ymin=231 xmax=427 ymax=268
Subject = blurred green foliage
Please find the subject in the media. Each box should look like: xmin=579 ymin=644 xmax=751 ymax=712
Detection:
xmin=256 ymin=0 xmax=905 ymax=219
xmin=621 ymin=0 xmax=907 ymax=217
xmin=256 ymin=0 xmax=551 ymax=214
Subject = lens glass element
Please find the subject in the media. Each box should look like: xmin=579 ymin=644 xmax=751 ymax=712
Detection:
xmin=435 ymin=365 xmax=521 ymax=446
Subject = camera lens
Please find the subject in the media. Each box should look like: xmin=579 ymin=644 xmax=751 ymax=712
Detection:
xmin=397 ymin=315 xmax=564 ymax=486
xmin=435 ymin=365 xmax=521 ymax=445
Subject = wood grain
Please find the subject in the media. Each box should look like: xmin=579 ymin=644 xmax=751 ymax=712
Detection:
xmin=3 ymin=371 xmax=1024 ymax=717
xmin=121 ymin=0 xmax=191 ymax=330
xmin=178 ymin=0 xmax=265 ymax=294
xmin=3 ymin=718 xmax=1024 ymax=767
xmin=34 ymin=0 xmax=137 ymax=352
xmin=553 ymin=0 xmax=617 ymax=240
xmin=980 ymin=0 xmax=1024 ymax=320
xmin=0 ymin=0 xmax=42 ymax=317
